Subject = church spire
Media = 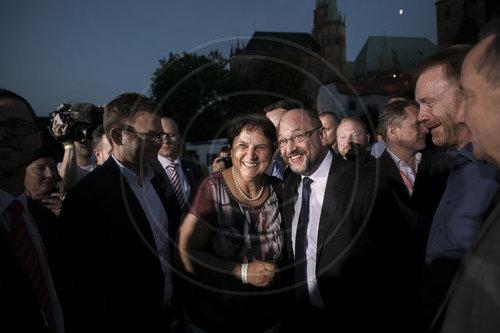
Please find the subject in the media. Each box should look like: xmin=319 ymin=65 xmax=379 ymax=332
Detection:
xmin=324 ymin=0 xmax=341 ymax=22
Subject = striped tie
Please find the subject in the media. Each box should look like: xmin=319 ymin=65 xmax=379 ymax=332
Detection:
xmin=7 ymin=200 xmax=57 ymax=333
xmin=167 ymin=163 xmax=187 ymax=210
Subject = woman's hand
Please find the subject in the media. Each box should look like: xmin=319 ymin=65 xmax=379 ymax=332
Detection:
xmin=246 ymin=260 xmax=277 ymax=287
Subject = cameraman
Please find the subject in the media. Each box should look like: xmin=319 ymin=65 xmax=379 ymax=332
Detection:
xmin=52 ymin=121 xmax=96 ymax=191
xmin=50 ymin=103 xmax=101 ymax=191
xmin=211 ymin=145 xmax=231 ymax=173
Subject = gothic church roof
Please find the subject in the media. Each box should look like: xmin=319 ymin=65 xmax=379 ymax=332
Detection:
xmin=242 ymin=31 xmax=320 ymax=53
xmin=347 ymin=36 xmax=436 ymax=78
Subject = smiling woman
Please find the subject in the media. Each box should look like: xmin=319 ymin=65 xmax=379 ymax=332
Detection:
xmin=177 ymin=113 xmax=288 ymax=332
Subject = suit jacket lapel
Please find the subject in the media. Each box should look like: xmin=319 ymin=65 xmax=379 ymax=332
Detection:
xmin=316 ymin=158 xmax=345 ymax=262
xmin=379 ymin=151 xmax=410 ymax=205
xmin=181 ymin=161 xmax=195 ymax=189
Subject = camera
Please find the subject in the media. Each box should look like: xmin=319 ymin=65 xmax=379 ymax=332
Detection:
xmin=222 ymin=156 xmax=232 ymax=168
xmin=49 ymin=103 xmax=103 ymax=141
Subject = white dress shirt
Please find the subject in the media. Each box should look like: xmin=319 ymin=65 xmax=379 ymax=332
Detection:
xmin=291 ymin=150 xmax=333 ymax=309
xmin=0 ymin=189 xmax=65 ymax=333
xmin=158 ymin=155 xmax=190 ymax=200
xmin=111 ymin=155 xmax=173 ymax=304
xmin=386 ymin=148 xmax=422 ymax=197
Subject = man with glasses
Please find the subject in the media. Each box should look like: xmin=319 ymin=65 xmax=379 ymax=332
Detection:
xmin=157 ymin=117 xmax=205 ymax=238
xmin=278 ymin=108 xmax=413 ymax=332
xmin=0 ymin=89 xmax=65 ymax=332
xmin=58 ymin=93 xmax=176 ymax=332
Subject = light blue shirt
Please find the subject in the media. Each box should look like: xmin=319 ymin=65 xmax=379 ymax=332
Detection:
xmin=370 ymin=140 xmax=386 ymax=159
xmin=426 ymin=143 xmax=500 ymax=265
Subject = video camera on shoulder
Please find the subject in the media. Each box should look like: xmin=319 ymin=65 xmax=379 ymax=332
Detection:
xmin=49 ymin=103 xmax=103 ymax=141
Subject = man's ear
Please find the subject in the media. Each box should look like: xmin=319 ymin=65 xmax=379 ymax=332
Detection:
xmin=319 ymin=126 xmax=328 ymax=146
xmin=387 ymin=125 xmax=398 ymax=140
xmin=110 ymin=128 xmax=122 ymax=146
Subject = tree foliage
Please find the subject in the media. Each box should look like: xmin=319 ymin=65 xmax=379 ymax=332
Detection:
xmin=150 ymin=51 xmax=313 ymax=141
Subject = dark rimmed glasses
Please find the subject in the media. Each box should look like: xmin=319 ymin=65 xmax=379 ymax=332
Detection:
xmin=0 ymin=119 xmax=35 ymax=136
xmin=275 ymin=126 xmax=322 ymax=149
xmin=121 ymin=128 xmax=168 ymax=143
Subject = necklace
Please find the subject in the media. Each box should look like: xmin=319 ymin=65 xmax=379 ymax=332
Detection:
xmin=231 ymin=166 xmax=265 ymax=201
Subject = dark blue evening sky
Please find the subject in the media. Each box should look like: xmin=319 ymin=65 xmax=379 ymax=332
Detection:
xmin=0 ymin=0 xmax=437 ymax=116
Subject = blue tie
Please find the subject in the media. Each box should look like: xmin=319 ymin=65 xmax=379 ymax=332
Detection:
xmin=295 ymin=176 xmax=313 ymax=302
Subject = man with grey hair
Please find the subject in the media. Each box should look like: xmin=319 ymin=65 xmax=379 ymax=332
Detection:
xmin=376 ymin=99 xmax=448 ymax=210
xmin=278 ymin=108 xmax=413 ymax=332
xmin=374 ymin=100 xmax=449 ymax=322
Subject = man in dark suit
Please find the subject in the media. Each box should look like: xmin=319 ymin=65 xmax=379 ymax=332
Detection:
xmin=432 ymin=30 xmax=500 ymax=333
xmin=156 ymin=116 xmax=205 ymax=237
xmin=0 ymin=89 xmax=64 ymax=332
xmin=376 ymin=100 xmax=449 ymax=218
xmin=375 ymin=99 xmax=450 ymax=328
xmin=59 ymin=93 xmax=174 ymax=332
xmin=277 ymin=108 xmax=414 ymax=332
xmin=375 ymin=99 xmax=449 ymax=243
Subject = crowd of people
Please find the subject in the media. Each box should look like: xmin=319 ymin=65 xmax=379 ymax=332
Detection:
xmin=1 ymin=25 xmax=500 ymax=333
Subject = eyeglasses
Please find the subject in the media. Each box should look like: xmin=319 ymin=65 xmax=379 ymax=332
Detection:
xmin=0 ymin=119 xmax=35 ymax=136
xmin=121 ymin=128 xmax=167 ymax=143
xmin=164 ymin=132 xmax=177 ymax=139
xmin=275 ymin=126 xmax=321 ymax=149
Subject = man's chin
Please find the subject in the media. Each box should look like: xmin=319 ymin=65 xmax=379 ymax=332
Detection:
xmin=289 ymin=160 xmax=308 ymax=175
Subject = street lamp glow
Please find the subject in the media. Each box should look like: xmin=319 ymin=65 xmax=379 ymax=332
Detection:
xmin=399 ymin=9 xmax=404 ymax=15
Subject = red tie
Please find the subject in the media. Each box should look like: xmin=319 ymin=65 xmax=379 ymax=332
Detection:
xmin=5 ymin=200 xmax=57 ymax=333
xmin=167 ymin=163 xmax=187 ymax=210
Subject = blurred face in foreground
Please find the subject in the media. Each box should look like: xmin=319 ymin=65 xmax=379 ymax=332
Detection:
xmin=459 ymin=35 xmax=500 ymax=166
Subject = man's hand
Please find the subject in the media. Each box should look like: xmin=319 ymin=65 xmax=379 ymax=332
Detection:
xmin=51 ymin=119 xmax=74 ymax=145
xmin=212 ymin=157 xmax=227 ymax=173
xmin=40 ymin=192 xmax=65 ymax=216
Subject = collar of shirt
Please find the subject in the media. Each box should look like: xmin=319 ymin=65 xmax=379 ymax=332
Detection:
xmin=386 ymin=148 xmax=422 ymax=173
xmin=111 ymin=154 xmax=154 ymax=187
xmin=157 ymin=155 xmax=181 ymax=169
xmin=0 ymin=188 xmax=28 ymax=216
xmin=447 ymin=142 xmax=476 ymax=164
xmin=301 ymin=149 xmax=333 ymax=188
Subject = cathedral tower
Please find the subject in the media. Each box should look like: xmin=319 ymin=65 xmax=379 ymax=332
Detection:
xmin=312 ymin=0 xmax=346 ymax=81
